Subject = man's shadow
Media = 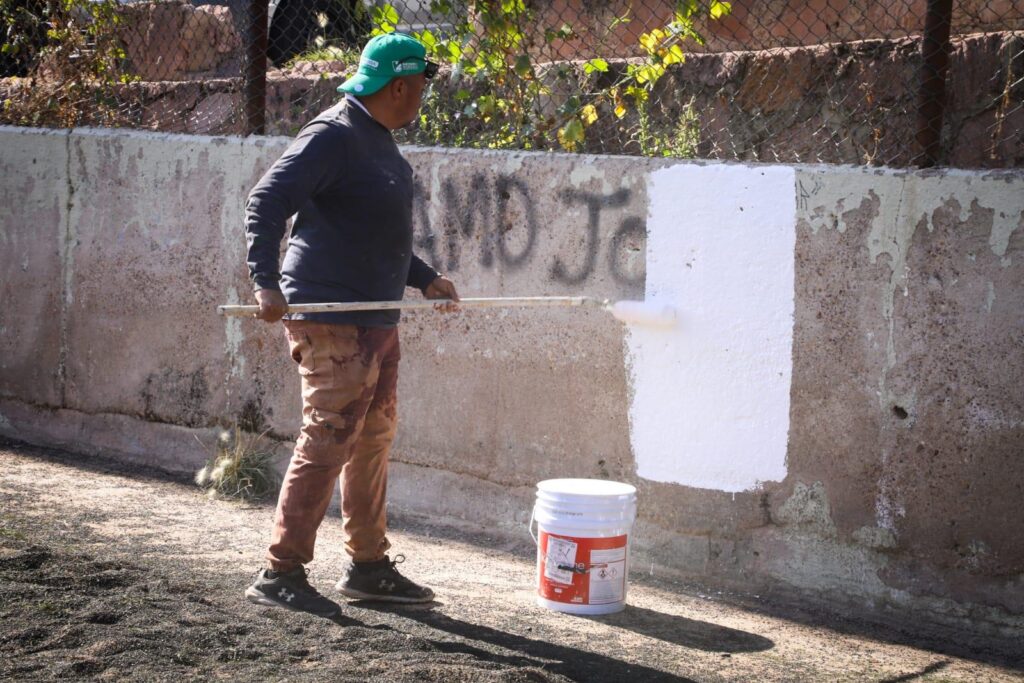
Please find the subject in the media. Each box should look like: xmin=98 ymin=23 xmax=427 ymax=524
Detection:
xmin=347 ymin=601 xmax=774 ymax=682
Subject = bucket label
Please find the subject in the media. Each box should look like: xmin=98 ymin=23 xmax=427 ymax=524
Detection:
xmin=538 ymin=532 xmax=628 ymax=606
xmin=588 ymin=546 xmax=626 ymax=603
xmin=543 ymin=537 xmax=578 ymax=585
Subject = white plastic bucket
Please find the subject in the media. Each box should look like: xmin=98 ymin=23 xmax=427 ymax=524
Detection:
xmin=529 ymin=478 xmax=637 ymax=615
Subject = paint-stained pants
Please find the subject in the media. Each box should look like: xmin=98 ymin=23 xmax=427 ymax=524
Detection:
xmin=267 ymin=320 xmax=399 ymax=571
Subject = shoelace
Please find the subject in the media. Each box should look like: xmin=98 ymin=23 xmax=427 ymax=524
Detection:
xmin=370 ymin=555 xmax=410 ymax=585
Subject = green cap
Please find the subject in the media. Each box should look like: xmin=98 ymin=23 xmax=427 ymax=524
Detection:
xmin=338 ymin=33 xmax=427 ymax=96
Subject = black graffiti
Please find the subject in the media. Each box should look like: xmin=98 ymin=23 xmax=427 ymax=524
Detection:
xmin=796 ymin=176 xmax=823 ymax=212
xmin=440 ymin=173 xmax=493 ymax=271
xmin=412 ymin=178 xmax=439 ymax=266
xmin=412 ymin=176 xmax=645 ymax=286
xmin=494 ymin=175 xmax=537 ymax=268
xmin=551 ymin=188 xmax=630 ymax=284
xmin=609 ymin=216 xmax=646 ymax=287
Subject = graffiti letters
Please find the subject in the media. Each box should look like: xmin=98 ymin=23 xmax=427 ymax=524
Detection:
xmin=412 ymin=172 xmax=646 ymax=287
xmin=551 ymin=188 xmax=630 ymax=284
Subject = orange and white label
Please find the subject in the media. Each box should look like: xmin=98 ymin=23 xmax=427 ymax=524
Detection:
xmin=537 ymin=532 xmax=627 ymax=605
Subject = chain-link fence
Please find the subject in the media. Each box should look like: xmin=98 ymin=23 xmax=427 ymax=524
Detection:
xmin=1 ymin=0 xmax=1021 ymax=167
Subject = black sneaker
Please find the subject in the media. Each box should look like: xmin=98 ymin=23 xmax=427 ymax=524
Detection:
xmin=335 ymin=554 xmax=435 ymax=603
xmin=245 ymin=567 xmax=342 ymax=617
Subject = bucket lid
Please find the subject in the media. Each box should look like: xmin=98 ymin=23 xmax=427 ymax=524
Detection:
xmin=536 ymin=478 xmax=636 ymax=498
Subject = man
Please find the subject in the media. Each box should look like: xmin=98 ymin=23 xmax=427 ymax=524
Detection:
xmin=243 ymin=32 xmax=458 ymax=618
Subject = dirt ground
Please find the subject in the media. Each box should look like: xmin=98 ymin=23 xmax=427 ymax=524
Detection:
xmin=1 ymin=438 xmax=1021 ymax=682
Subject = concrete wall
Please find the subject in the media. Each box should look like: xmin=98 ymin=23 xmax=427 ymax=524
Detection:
xmin=1 ymin=126 xmax=1022 ymax=635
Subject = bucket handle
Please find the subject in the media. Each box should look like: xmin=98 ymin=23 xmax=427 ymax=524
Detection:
xmin=528 ymin=505 xmax=538 ymax=545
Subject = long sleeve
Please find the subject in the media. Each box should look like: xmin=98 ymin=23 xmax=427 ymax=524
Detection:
xmin=244 ymin=123 xmax=347 ymax=291
xmin=407 ymin=253 xmax=439 ymax=290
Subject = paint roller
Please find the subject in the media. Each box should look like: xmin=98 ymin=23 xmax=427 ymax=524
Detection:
xmin=217 ymin=296 xmax=677 ymax=330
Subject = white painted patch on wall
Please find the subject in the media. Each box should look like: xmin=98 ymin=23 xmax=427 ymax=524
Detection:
xmin=625 ymin=164 xmax=796 ymax=492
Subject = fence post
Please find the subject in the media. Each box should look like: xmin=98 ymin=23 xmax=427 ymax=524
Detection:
xmin=244 ymin=0 xmax=269 ymax=135
xmin=914 ymin=0 xmax=955 ymax=167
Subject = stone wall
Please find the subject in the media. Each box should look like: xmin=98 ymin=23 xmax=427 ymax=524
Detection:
xmin=1 ymin=29 xmax=1018 ymax=167
xmin=535 ymin=0 xmax=1024 ymax=59
xmin=73 ymin=31 xmax=1024 ymax=167
xmin=581 ymin=31 xmax=1023 ymax=167
xmin=117 ymin=1 xmax=242 ymax=81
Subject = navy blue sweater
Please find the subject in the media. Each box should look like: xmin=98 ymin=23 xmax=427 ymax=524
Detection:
xmin=245 ymin=98 xmax=438 ymax=327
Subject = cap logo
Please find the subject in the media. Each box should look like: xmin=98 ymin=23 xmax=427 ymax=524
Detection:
xmin=360 ymin=57 xmax=379 ymax=70
xmin=393 ymin=60 xmax=420 ymax=72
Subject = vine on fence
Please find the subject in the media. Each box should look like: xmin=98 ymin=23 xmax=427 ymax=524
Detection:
xmin=375 ymin=0 xmax=730 ymax=154
xmin=1 ymin=0 xmax=132 ymax=127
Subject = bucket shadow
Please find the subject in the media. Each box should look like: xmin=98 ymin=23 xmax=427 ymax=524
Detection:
xmin=594 ymin=604 xmax=774 ymax=653
xmin=358 ymin=603 xmax=698 ymax=682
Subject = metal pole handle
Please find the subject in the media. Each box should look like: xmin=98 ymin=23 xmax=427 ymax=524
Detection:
xmin=218 ymin=296 xmax=602 ymax=317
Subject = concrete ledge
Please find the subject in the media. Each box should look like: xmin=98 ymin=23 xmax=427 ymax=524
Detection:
xmin=0 ymin=398 xmax=217 ymax=474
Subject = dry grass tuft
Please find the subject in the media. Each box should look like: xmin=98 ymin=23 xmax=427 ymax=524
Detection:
xmin=195 ymin=427 xmax=280 ymax=501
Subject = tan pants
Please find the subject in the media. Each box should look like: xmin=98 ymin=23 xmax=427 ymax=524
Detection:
xmin=267 ymin=320 xmax=400 ymax=571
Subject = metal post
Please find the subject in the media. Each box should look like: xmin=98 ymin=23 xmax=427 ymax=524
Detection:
xmin=914 ymin=0 xmax=954 ymax=167
xmin=244 ymin=0 xmax=269 ymax=136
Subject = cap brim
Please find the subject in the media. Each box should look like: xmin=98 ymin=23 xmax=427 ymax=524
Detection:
xmin=337 ymin=72 xmax=391 ymax=96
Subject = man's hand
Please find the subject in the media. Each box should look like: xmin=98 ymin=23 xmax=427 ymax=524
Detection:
xmin=423 ymin=276 xmax=460 ymax=313
xmin=254 ymin=288 xmax=288 ymax=323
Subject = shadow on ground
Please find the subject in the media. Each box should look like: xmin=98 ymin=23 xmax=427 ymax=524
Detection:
xmin=4 ymin=437 xmax=1022 ymax=675
xmin=597 ymin=605 xmax=774 ymax=652
xmin=359 ymin=603 xmax=701 ymax=682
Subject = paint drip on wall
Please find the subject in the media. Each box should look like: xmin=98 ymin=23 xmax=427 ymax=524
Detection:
xmin=625 ymin=164 xmax=796 ymax=492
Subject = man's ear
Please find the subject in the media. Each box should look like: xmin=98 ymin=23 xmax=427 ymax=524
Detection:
xmin=390 ymin=78 xmax=406 ymax=100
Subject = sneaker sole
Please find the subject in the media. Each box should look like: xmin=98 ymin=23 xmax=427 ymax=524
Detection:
xmin=335 ymin=584 xmax=435 ymax=604
xmin=244 ymin=586 xmax=341 ymax=618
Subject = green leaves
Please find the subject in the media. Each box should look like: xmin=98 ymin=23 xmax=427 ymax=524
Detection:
xmin=429 ymin=0 xmax=455 ymax=15
xmin=430 ymin=38 xmax=462 ymax=64
xmin=513 ymin=54 xmax=532 ymax=79
xmin=544 ymin=23 xmax=576 ymax=43
xmin=379 ymin=4 xmax=400 ymax=26
xmin=557 ymin=118 xmax=584 ymax=151
xmin=710 ymin=2 xmax=733 ymax=20
xmin=674 ymin=0 xmax=700 ymax=23
xmin=556 ymin=103 xmax=599 ymax=152
xmin=416 ymin=29 xmax=437 ymax=51
xmin=476 ymin=94 xmax=498 ymax=119
xmin=397 ymin=0 xmax=721 ymax=157
xmin=633 ymin=63 xmax=666 ymax=86
xmin=371 ymin=4 xmax=400 ymax=36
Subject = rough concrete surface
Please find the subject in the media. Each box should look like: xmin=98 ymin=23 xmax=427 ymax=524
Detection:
xmin=0 ymin=128 xmax=69 ymax=407
xmin=1 ymin=126 xmax=1022 ymax=643
xmin=2 ymin=439 xmax=1022 ymax=682
xmin=787 ymin=168 xmax=1024 ymax=616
